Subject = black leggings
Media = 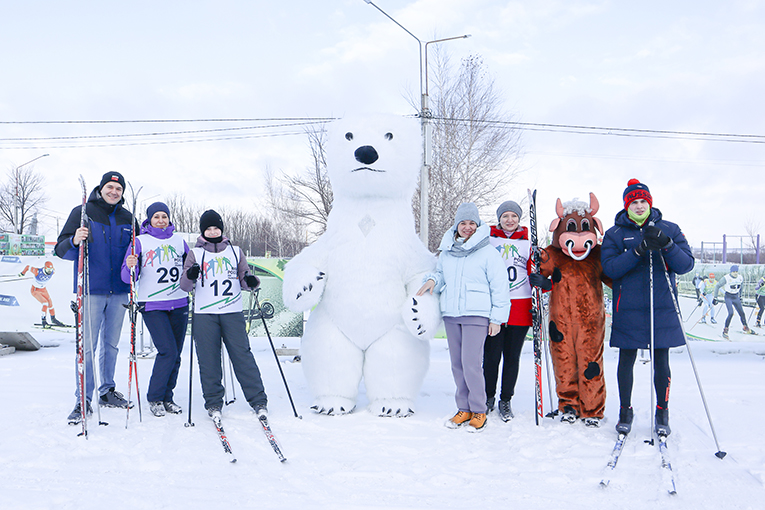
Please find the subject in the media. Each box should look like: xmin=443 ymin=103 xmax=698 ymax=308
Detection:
xmin=617 ymin=348 xmax=671 ymax=409
xmin=483 ymin=324 xmax=529 ymax=401
xmin=757 ymin=295 xmax=765 ymax=323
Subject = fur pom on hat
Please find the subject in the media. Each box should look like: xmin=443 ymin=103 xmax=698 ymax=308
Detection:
xmin=623 ymin=178 xmax=653 ymax=209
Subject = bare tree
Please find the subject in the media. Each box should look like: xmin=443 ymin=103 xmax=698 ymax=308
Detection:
xmin=0 ymin=164 xmax=48 ymax=234
xmin=162 ymin=192 xmax=306 ymax=258
xmin=413 ymin=52 xmax=523 ymax=250
xmin=268 ymin=124 xmax=333 ymax=238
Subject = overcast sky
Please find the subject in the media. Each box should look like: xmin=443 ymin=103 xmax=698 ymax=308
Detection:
xmin=1 ymin=0 xmax=763 ymax=253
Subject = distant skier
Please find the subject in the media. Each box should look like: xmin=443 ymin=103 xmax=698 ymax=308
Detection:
xmin=756 ymin=276 xmax=765 ymax=328
xmin=19 ymin=261 xmax=66 ymax=327
xmin=713 ymin=265 xmax=756 ymax=339
xmin=697 ymin=273 xmax=717 ymax=325
xmin=692 ymin=272 xmax=702 ymax=300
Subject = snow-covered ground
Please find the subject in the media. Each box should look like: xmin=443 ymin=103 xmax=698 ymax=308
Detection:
xmin=1 ymin=296 xmax=764 ymax=510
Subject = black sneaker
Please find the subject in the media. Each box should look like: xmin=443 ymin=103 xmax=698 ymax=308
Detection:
xmin=615 ymin=406 xmax=634 ymax=435
xmin=497 ymin=399 xmax=513 ymax=422
xmin=100 ymin=388 xmax=133 ymax=409
xmin=655 ymin=407 xmax=671 ymax=437
xmin=149 ymin=401 xmax=166 ymax=417
xmin=163 ymin=401 xmax=183 ymax=414
xmin=486 ymin=396 xmax=496 ymax=413
xmin=67 ymin=400 xmax=93 ymax=425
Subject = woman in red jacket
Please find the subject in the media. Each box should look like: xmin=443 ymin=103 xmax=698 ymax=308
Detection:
xmin=483 ymin=200 xmax=533 ymax=422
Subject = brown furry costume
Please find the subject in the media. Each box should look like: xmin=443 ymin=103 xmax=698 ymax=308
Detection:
xmin=538 ymin=193 xmax=612 ymax=420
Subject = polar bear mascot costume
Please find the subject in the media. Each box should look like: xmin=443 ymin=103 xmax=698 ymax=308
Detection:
xmin=282 ymin=114 xmax=441 ymax=417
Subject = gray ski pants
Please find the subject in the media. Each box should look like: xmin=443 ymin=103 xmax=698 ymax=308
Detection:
xmin=193 ymin=312 xmax=267 ymax=411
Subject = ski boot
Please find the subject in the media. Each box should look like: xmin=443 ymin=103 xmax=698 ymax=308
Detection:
xmin=615 ymin=406 xmax=634 ymax=435
xmin=583 ymin=417 xmax=601 ymax=428
xmin=756 ymin=321 xmax=762 ymax=329
xmin=743 ymin=326 xmax=758 ymax=335
xmin=50 ymin=315 xmax=67 ymax=327
xmin=700 ymin=317 xmax=706 ymax=324
xmin=710 ymin=317 xmax=717 ymax=324
xmin=486 ymin=396 xmax=496 ymax=413
xmin=655 ymin=407 xmax=671 ymax=437
xmin=722 ymin=327 xmax=730 ymax=340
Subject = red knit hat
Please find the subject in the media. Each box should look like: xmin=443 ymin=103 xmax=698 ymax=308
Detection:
xmin=623 ymin=178 xmax=653 ymax=209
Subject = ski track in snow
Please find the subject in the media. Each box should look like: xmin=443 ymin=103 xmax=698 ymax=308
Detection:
xmin=1 ymin=297 xmax=764 ymax=509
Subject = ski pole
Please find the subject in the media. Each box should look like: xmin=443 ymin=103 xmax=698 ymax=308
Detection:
xmin=658 ymin=253 xmax=726 ymax=459
xmin=185 ymin=290 xmax=195 ymax=428
xmin=647 ymin=251 xmax=656 ymax=446
xmin=251 ymin=289 xmax=301 ymax=419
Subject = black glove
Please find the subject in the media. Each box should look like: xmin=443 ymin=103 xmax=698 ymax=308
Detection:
xmin=245 ymin=274 xmax=260 ymax=290
xmin=551 ymin=267 xmax=562 ymax=283
xmin=529 ymin=273 xmax=552 ymax=291
xmin=186 ymin=264 xmax=200 ymax=281
xmin=697 ymin=298 xmax=703 ymax=306
xmin=634 ymin=239 xmax=649 ymax=257
xmin=712 ymin=298 xmax=718 ymax=306
xmin=643 ymin=225 xmax=673 ymax=250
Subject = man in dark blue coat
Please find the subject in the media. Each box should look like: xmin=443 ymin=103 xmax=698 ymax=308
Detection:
xmin=601 ymin=179 xmax=694 ymax=437
xmin=56 ymin=171 xmax=138 ymax=423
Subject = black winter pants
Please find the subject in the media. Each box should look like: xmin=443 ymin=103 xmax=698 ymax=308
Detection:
xmin=617 ymin=348 xmax=671 ymax=410
xmin=483 ymin=324 xmax=529 ymax=402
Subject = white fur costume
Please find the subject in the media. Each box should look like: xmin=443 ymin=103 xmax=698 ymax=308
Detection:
xmin=282 ymin=114 xmax=441 ymax=417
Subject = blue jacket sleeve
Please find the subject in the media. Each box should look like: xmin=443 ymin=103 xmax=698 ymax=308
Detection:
xmin=601 ymin=227 xmax=642 ymax=280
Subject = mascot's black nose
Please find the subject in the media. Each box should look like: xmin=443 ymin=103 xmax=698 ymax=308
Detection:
xmin=355 ymin=145 xmax=379 ymax=165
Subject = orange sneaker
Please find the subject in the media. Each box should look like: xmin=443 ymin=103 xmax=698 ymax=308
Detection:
xmin=445 ymin=410 xmax=473 ymax=429
xmin=468 ymin=412 xmax=487 ymax=432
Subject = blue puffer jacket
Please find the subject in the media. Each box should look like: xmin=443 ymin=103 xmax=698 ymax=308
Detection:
xmin=601 ymin=208 xmax=694 ymax=349
xmin=55 ymin=187 xmax=135 ymax=295
xmin=426 ymin=223 xmax=510 ymax=325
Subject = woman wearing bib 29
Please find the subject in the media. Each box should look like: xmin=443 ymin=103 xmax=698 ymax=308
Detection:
xmin=179 ymin=209 xmax=267 ymax=420
xmin=122 ymin=202 xmax=190 ymax=417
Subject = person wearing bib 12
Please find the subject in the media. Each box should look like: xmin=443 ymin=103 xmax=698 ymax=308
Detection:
xmin=482 ymin=200 xmax=533 ymax=422
xmin=122 ymin=202 xmax=190 ymax=417
xmin=179 ymin=209 xmax=267 ymax=420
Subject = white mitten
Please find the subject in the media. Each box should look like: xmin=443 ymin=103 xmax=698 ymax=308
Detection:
xmin=282 ymin=263 xmax=326 ymax=312
xmin=402 ymin=293 xmax=441 ymax=340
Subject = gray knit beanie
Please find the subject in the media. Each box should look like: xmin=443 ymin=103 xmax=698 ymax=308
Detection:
xmin=454 ymin=202 xmax=481 ymax=228
xmin=496 ymin=200 xmax=522 ymax=222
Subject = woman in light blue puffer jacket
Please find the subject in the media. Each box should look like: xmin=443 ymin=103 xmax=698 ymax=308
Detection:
xmin=418 ymin=203 xmax=510 ymax=432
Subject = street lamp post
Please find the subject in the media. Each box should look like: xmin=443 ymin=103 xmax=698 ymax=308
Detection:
xmin=363 ymin=0 xmax=469 ymax=247
xmin=12 ymin=154 xmax=49 ymax=234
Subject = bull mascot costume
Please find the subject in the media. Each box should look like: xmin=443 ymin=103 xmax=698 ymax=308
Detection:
xmin=529 ymin=193 xmax=612 ymax=427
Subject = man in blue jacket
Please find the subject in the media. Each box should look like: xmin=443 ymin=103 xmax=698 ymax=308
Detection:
xmin=56 ymin=171 xmax=137 ymax=423
xmin=601 ymin=179 xmax=694 ymax=437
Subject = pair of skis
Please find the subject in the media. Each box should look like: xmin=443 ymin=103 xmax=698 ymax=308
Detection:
xmin=599 ymin=430 xmax=677 ymax=495
xmin=210 ymin=413 xmax=287 ymax=463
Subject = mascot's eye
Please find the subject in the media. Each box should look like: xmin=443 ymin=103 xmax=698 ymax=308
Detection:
xmin=384 ymin=132 xmax=393 ymax=140
xmin=566 ymin=219 xmax=578 ymax=232
xmin=345 ymin=132 xmax=354 ymax=141
xmin=581 ymin=219 xmax=590 ymax=231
